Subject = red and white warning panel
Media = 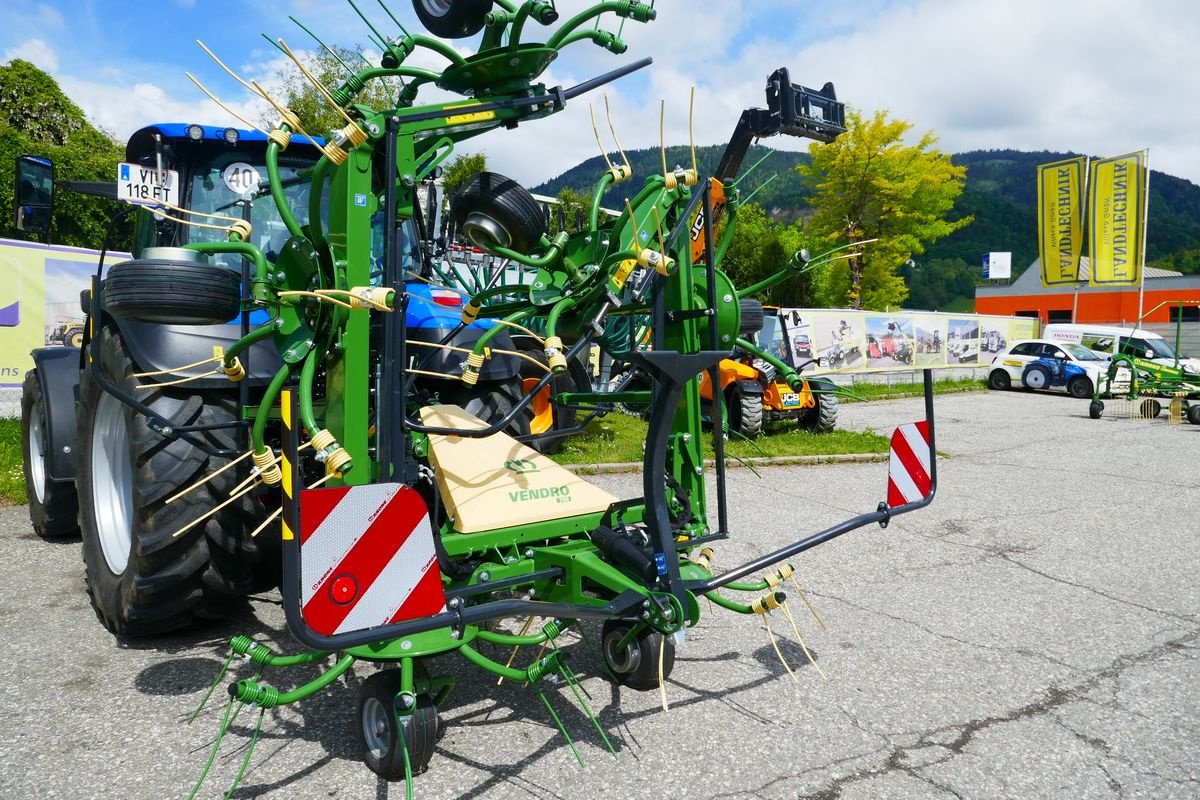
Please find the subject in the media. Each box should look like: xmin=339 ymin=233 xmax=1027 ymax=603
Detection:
xmin=886 ymin=420 xmax=932 ymax=508
xmin=298 ymin=483 xmax=446 ymax=637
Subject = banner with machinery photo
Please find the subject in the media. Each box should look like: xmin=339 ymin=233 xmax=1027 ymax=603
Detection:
xmin=761 ymin=308 xmax=1039 ymax=376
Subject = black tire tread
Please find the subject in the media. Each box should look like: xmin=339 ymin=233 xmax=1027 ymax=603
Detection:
xmin=358 ymin=670 xmax=439 ymax=779
xmin=21 ymin=369 xmax=80 ymax=539
xmin=797 ymin=378 xmax=839 ymax=433
xmin=738 ymin=298 xmax=765 ymax=336
xmin=601 ymin=621 xmax=675 ymax=691
xmin=76 ymin=327 xmax=261 ymax=636
xmin=105 ymin=259 xmax=241 ymax=325
xmin=451 ymin=171 xmax=546 ymax=254
xmin=411 ymin=0 xmax=491 ymax=38
xmin=730 ymin=388 xmax=763 ymax=439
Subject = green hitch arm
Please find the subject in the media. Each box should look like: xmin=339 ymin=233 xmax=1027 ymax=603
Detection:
xmin=306 ymin=155 xmax=334 ymax=254
xmin=298 ymin=346 xmax=323 ymax=436
xmin=545 ymin=2 xmax=655 ymax=50
xmin=736 ymin=239 xmax=877 ymax=300
xmin=459 ymin=643 xmax=563 ymax=683
xmin=183 ymin=241 xmax=272 ymax=303
xmin=705 ymin=591 xmax=756 ymax=614
xmin=229 ymin=636 xmax=330 ymax=668
xmin=722 ymin=578 xmax=771 ymax=593
xmin=408 ymin=34 xmax=468 ymax=66
xmin=555 ymin=28 xmax=627 ymax=54
xmin=470 ymin=308 xmax=537 ymax=357
xmin=490 ymin=231 xmax=570 ymax=269
xmin=507 ymin=0 xmax=556 ymax=47
xmin=544 ymin=297 xmax=578 ymax=342
xmin=230 ymin=654 xmax=356 ymax=709
xmin=589 ymin=171 xmax=615 ymax=231
xmin=252 ymin=364 xmax=292 ymax=455
xmin=475 ymin=619 xmax=566 ymax=647
xmin=266 ymin=138 xmax=305 ymax=240
xmin=223 ymin=321 xmax=277 ymax=370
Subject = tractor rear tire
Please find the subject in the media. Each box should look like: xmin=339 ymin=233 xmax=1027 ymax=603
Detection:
xmin=601 ymin=621 xmax=675 ymax=691
xmin=358 ymin=669 xmax=440 ymax=779
xmin=411 ymin=0 xmax=492 ymax=38
xmin=451 ymin=172 xmax=546 ymax=254
xmin=21 ymin=369 xmax=80 ymax=540
xmin=76 ymin=326 xmax=261 ymax=636
xmin=728 ymin=387 xmax=763 ymax=439
xmin=104 ymin=259 xmax=241 ymax=325
xmin=442 ymin=376 xmax=533 ymax=443
xmin=797 ymin=378 xmax=839 ymax=433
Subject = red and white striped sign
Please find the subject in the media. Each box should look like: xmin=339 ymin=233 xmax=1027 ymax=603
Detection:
xmin=886 ymin=420 xmax=932 ymax=508
xmin=298 ymin=484 xmax=445 ymax=637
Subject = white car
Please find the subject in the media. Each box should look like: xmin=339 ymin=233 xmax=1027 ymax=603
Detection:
xmin=987 ymin=339 xmax=1126 ymax=398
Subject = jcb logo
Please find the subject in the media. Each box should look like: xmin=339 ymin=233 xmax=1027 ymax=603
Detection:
xmin=503 ymin=459 xmax=539 ymax=475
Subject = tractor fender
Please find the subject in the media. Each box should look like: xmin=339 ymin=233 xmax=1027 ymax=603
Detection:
xmin=113 ymin=315 xmax=284 ymax=389
xmin=30 ymin=346 xmax=81 ymax=482
xmin=731 ymin=378 xmax=764 ymax=396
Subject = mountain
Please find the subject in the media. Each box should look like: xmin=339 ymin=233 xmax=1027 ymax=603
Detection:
xmin=532 ymin=145 xmax=1200 ymax=308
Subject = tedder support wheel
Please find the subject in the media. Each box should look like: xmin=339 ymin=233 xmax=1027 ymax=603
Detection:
xmin=727 ymin=386 xmax=763 ymax=439
xmin=411 ymin=0 xmax=492 ymax=39
xmin=75 ymin=326 xmax=262 ymax=635
xmin=1067 ymin=376 xmax=1094 ymax=399
xmin=797 ymin=378 xmax=839 ymax=433
xmin=738 ymin=298 xmax=765 ymax=337
xmin=1088 ymin=400 xmax=1104 ymax=419
xmin=601 ymin=620 xmax=676 ymax=691
xmin=451 ymin=171 xmax=547 ymax=254
xmin=987 ymin=369 xmax=1011 ymax=391
xmin=1187 ymin=403 xmax=1200 ymax=425
xmin=21 ymin=369 xmax=79 ymax=539
xmin=358 ymin=670 xmax=440 ymax=779
xmin=104 ymin=258 xmax=242 ymax=325
xmin=1139 ymin=398 xmax=1162 ymax=419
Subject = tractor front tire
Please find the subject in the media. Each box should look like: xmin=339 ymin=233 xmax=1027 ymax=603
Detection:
xmin=76 ymin=326 xmax=261 ymax=636
xmin=21 ymin=369 xmax=79 ymax=540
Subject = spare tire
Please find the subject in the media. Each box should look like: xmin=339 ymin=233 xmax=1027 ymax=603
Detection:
xmin=738 ymin=298 xmax=765 ymax=336
xmin=412 ymin=0 xmax=492 ymax=38
xmin=105 ymin=258 xmax=241 ymax=325
xmin=452 ymin=172 xmax=546 ymax=254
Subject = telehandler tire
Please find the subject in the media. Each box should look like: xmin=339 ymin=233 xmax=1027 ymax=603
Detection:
xmin=797 ymin=378 xmax=839 ymax=433
xmin=76 ymin=326 xmax=262 ymax=636
xmin=728 ymin=386 xmax=763 ymax=439
xmin=21 ymin=369 xmax=80 ymax=540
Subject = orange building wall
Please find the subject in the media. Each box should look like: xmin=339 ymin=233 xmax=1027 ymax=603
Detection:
xmin=975 ymin=287 xmax=1200 ymax=325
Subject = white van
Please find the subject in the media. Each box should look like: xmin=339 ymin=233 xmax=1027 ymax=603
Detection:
xmin=1043 ymin=324 xmax=1200 ymax=372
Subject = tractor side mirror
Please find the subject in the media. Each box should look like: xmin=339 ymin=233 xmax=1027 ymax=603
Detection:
xmin=14 ymin=155 xmax=55 ymax=234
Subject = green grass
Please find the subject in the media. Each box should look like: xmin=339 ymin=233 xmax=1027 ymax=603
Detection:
xmin=0 ymin=418 xmax=25 ymax=506
xmin=841 ymin=376 xmax=986 ymax=403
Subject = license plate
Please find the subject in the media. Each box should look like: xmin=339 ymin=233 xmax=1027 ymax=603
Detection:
xmin=117 ymin=162 xmax=180 ymax=207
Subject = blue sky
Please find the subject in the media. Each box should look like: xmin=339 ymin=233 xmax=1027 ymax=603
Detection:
xmin=3 ymin=0 xmax=1199 ymax=189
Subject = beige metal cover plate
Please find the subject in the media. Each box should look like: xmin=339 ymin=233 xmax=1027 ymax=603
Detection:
xmin=420 ymin=404 xmax=618 ymax=534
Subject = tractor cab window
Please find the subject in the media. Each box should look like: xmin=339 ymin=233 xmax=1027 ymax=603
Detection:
xmin=187 ymin=152 xmax=324 ymax=269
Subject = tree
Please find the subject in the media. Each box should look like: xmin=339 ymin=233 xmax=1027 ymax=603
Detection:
xmin=0 ymin=60 xmax=128 ymax=249
xmin=799 ymin=110 xmax=971 ymax=310
xmin=720 ymin=202 xmax=823 ymax=308
xmin=548 ymin=186 xmax=590 ymax=234
xmin=441 ymin=152 xmax=488 ymax=198
xmin=264 ymin=45 xmax=400 ymax=135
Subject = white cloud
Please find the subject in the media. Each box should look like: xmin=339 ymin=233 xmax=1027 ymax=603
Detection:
xmin=3 ymin=37 xmax=58 ymax=71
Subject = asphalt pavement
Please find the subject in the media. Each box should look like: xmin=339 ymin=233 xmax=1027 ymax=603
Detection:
xmin=0 ymin=389 xmax=1197 ymax=799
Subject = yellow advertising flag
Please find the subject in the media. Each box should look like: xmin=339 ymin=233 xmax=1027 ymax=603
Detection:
xmin=1088 ymin=151 xmax=1147 ymax=287
xmin=1036 ymin=157 xmax=1086 ymax=286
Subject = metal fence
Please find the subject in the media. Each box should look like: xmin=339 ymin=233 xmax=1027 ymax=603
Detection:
xmin=0 ymin=388 xmax=18 ymax=419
